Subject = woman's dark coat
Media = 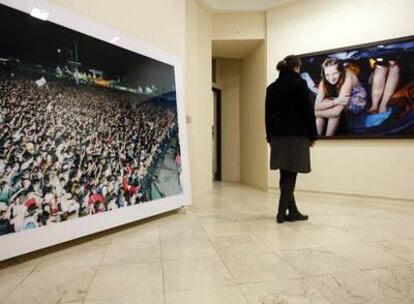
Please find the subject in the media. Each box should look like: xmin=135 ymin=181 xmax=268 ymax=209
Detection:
xmin=265 ymin=70 xmax=318 ymax=143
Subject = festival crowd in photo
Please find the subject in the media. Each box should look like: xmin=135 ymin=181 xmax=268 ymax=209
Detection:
xmin=0 ymin=75 xmax=179 ymax=235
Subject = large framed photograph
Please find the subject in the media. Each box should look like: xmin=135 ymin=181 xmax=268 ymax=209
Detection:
xmin=299 ymin=36 xmax=414 ymax=138
xmin=0 ymin=0 xmax=191 ymax=260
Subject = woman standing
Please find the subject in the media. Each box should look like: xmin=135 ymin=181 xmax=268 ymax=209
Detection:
xmin=265 ymin=55 xmax=318 ymax=223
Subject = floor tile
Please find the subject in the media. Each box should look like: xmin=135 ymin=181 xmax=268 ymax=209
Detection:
xmin=163 ymin=257 xmax=234 ymax=292
xmin=326 ymin=244 xmax=408 ymax=270
xmin=210 ymin=233 xmax=271 ymax=255
xmin=83 ymin=293 xmax=164 ymax=304
xmin=162 ymin=238 xmax=218 ymax=260
xmin=305 ymin=270 xmax=411 ymax=304
xmin=86 ymin=263 xmax=163 ymax=301
xmin=35 ymin=244 xmax=107 ymax=271
xmin=202 ymin=222 xmax=252 ymax=238
xmin=4 ymin=267 xmax=96 ymax=304
xmin=280 ymin=248 xmax=359 ymax=276
xmin=377 ymin=239 xmax=414 ymax=263
xmin=0 ymin=272 xmax=27 ymax=299
xmin=221 ymin=252 xmax=300 ymax=284
xmin=160 ymin=223 xmax=208 ymax=240
xmin=165 ymin=286 xmax=247 ymax=304
xmin=239 ymin=278 xmax=332 ymax=304
xmin=256 ymin=229 xmax=321 ymax=253
xmin=300 ymin=227 xmax=361 ymax=246
xmin=365 ymin=264 xmax=414 ymax=302
xmin=337 ymin=225 xmax=401 ymax=243
xmin=101 ymin=239 xmax=161 ymax=265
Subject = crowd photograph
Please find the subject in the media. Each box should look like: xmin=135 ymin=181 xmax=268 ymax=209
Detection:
xmin=0 ymin=4 xmax=182 ymax=235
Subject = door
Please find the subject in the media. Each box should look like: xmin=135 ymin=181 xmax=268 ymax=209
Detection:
xmin=212 ymin=87 xmax=222 ymax=181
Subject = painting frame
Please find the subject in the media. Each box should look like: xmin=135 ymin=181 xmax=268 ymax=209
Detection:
xmin=0 ymin=0 xmax=192 ymax=260
xmin=298 ymin=34 xmax=414 ymax=139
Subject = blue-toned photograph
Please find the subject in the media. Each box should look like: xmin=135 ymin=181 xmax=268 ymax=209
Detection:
xmin=300 ymin=37 xmax=414 ymax=138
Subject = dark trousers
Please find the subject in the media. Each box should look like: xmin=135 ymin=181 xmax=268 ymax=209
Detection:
xmin=278 ymin=169 xmax=299 ymax=215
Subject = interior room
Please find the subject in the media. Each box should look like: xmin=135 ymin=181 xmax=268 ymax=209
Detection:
xmin=0 ymin=0 xmax=413 ymax=303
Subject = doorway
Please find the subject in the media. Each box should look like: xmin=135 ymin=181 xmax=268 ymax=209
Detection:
xmin=212 ymin=87 xmax=222 ymax=181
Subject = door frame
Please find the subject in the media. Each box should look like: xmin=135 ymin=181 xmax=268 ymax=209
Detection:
xmin=212 ymin=87 xmax=222 ymax=181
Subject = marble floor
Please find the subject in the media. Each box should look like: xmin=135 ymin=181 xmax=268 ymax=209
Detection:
xmin=1 ymin=182 xmax=414 ymax=304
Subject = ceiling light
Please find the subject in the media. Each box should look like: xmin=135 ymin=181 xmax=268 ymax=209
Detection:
xmin=109 ymin=37 xmax=121 ymax=44
xmin=30 ymin=7 xmax=49 ymax=21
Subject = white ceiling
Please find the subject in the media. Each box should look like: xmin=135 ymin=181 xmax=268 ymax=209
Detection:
xmin=198 ymin=0 xmax=297 ymax=12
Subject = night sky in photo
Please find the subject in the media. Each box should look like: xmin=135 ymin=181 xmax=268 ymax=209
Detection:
xmin=0 ymin=4 xmax=175 ymax=87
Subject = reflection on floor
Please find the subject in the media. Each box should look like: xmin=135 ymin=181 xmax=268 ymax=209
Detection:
xmin=1 ymin=182 xmax=414 ymax=304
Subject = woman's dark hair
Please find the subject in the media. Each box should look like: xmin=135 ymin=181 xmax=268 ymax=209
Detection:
xmin=276 ymin=55 xmax=302 ymax=72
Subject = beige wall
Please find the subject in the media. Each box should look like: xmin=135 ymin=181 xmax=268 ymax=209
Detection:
xmin=212 ymin=12 xmax=266 ymax=40
xmin=49 ymin=0 xmax=185 ymax=58
xmin=240 ymin=41 xmax=268 ymax=190
xmin=217 ymin=59 xmax=241 ymax=181
xmin=267 ymin=0 xmax=414 ymax=200
xmin=186 ymin=0 xmax=213 ymax=197
xmin=213 ymin=11 xmax=267 ymax=187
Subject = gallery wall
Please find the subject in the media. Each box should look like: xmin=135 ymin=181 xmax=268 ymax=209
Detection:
xmin=267 ymin=0 xmax=414 ymax=200
xmin=185 ymin=0 xmax=214 ymax=197
xmin=217 ymin=59 xmax=241 ymax=182
xmin=213 ymin=12 xmax=267 ymax=189
xmin=216 ymin=48 xmax=267 ymax=188
xmin=212 ymin=12 xmax=266 ymax=40
xmin=240 ymin=41 xmax=268 ymax=191
xmin=49 ymin=0 xmax=186 ymax=59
